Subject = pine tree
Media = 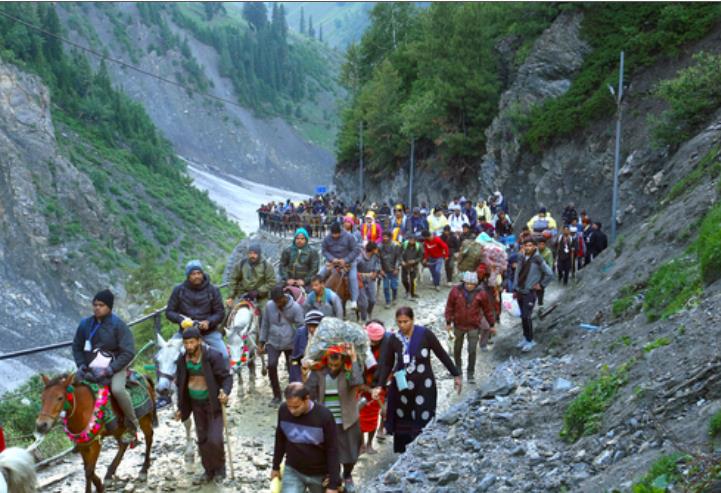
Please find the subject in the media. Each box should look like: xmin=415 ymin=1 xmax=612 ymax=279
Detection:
xmin=299 ymin=6 xmax=305 ymax=34
xmin=319 ymin=24 xmax=324 ymax=42
xmin=308 ymin=16 xmax=315 ymax=38
xmin=242 ymin=2 xmax=267 ymax=31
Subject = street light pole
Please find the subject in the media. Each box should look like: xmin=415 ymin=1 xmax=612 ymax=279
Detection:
xmin=610 ymin=51 xmax=624 ymax=244
xmin=408 ymin=138 xmax=415 ymax=209
xmin=359 ymin=120 xmax=364 ymax=202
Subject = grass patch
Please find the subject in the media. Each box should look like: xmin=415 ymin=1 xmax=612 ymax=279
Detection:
xmin=663 ymin=145 xmax=721 ymax=204
xmin=643 ymin=336 xmax=671 ymax=353
xmin=612 ymin=284 xmax=638 ymax=318
xmin=609 ymin=335 xmax=633 ymax=352
xmin=710 ymin=410 xmax=721 ymax=440
xmin=0 ymin=376 xmax=72 ymax=459
xmin=560 ymin=358 xmax=636 ymax=442
xmin=631 ymin=453 xmax=688 ymax=493
xmin=697 ymin=203 xmax=721 ymax=286
xmin=643 ymin=255 xmax=702 ymax=322
xmin=614 ymin=235 xmax=625 ymax=258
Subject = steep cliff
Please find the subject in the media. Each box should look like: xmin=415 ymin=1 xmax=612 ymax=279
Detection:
xmin=0 ymin=60 xmax=113 ymax=386
xmin=57 ymin=2 xmax=339 ymax=194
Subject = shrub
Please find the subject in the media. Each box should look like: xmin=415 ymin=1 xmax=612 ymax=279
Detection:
xmin=612 ymin=284 xmax=637 ymax=318
xmin=631 ymin=453 xmax=688 ymax=493
xmin=652 ymin=52 xmax=721 ymax=147
xmin=663 ymin=146 xmax=721 ymax=203
xmin=643 ymin=336 xmax=671 ymax=353
xmin=710 ymin=409 xmax=721 ymax=439
xmin=560 ymin=359 xmax=635 ymax=442
xmin=643 ymin=256 xmax=702 ymax=322
xmin=697 ymin=203 xmax=721 ymax=286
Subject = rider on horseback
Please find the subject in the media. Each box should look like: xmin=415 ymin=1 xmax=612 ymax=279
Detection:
xmin=166 ymin=261 xmax=228 ymax=363
xmin=279 ymin=228 xmax=319 ymax=291
xmin=72 ymin=289 xmax=139 ymax=444
xmin=227 ymin=243 xmax=276 ymax=313
xmin=319 ymin=223 xmax=361 ymax=311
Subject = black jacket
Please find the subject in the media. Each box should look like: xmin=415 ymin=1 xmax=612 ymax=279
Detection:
xmin=166 ymin=275 xmax=225 ymax=333
xmin=72 ymin=314 xmax=135 ymax=374
xmin=588 ymin=229 xmax=608 ymax=256
xmin=176 ymin=344 xmax=232 ymax=420
xmin=440 ymin=232 xmax=461 ymax=253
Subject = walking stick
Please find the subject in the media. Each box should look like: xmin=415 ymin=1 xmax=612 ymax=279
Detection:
xmin=221 ymin=400 xmax=236 ymax=480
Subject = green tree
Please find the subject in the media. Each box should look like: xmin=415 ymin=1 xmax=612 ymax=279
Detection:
xmin=242 ymin=2 xmax=268 ymax=31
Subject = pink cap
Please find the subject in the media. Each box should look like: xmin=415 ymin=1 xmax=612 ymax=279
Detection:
xmin=365 ymin=322 xmax=385 ymax=342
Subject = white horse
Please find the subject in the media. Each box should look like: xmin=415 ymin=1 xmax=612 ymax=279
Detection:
xmin=0 ymin=447 xmax=36 ymax=493
xmin=226 ymin=302 xmax=265 ymax=397
xmin=154 ymin=334 xmax=195 ymax=464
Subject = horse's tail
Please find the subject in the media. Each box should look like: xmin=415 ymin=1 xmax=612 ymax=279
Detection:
xmin=0 ymin=447 xmax=37 ymax=493
xmin=144 ymin=375 xmax=159 ymax=428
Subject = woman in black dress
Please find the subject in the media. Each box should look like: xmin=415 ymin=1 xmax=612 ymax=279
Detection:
xmin=372 ymin=306 xmax=461 ymax=453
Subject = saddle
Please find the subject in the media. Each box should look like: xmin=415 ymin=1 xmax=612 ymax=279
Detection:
xmin=88 ymin=370 xmax=153 ymax=432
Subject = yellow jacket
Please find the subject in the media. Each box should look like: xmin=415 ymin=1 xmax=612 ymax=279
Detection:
xmin=527 ymin=214 xmax=558 ymax=232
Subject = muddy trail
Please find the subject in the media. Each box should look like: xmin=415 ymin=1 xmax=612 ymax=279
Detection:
xmin=37 ymin=279 xmax=560 ymax=493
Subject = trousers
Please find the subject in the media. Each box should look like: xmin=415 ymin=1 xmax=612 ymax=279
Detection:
xmin=111 ymin=366 xmax=139 ymax=427
xmin=452 ymin=328 xmax=480 ymax=377
xmin=191 ymin=399 xmax=225 ymax=476
xmin=267 ymin=345 xmax=292 ymax=399
xmin=382 ymin=273 xmax=399 ymax=304
xmin=519 ymin=291 xmax=537 ymax=342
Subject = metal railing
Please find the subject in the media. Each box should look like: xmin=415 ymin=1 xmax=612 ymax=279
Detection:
xmin=257 ymin=213 xmax=393 ymax=238
xmin=0 ymin=282 xmax=229 ymax=469
xmin=0 ymin=283 xmax=228 ymax=362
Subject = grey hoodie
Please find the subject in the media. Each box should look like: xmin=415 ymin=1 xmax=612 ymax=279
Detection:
xmin=322 ymin=230 xmax=360 ymax=264
xmin=260 ymin=294 xmax=305 ymax=350
xmin=514 ymin=252 xmax=554 ymax=294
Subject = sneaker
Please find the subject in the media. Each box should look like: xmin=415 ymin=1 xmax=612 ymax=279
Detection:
xmin=467 ymin=375 xmax=476 ymax=385
xmin=349 ymin=300 xmax=358 ymax=310
xmin=384 ymin=303 xmax=391 ymax=309
xmin=516 ymin=338 xmax=527 ymax=349
xmin=521 ymin=340 xmax=536 ymax=353
xmin=344 ymin=478 xmax=357 ymax=493
xmin=434 ymin=286 xmax=440 ymax=292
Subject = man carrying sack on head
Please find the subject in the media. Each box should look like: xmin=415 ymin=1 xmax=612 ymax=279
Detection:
xmin=175 ymin=327 xmax=233 ymax=485
xmin=72 ymin=289 xmax=138 ymax=444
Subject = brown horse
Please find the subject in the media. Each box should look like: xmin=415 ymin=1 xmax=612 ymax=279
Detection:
xmin=325 ymin=266 xmax=358 ymax=320
xmin=35 ymin=373 xmax=156 ymax=493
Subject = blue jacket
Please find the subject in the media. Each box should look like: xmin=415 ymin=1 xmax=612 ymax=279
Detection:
xmin=304 ymin=288 xmax=343 ymax=318
xmin=322 ymin=230 xmax=360 ymax=264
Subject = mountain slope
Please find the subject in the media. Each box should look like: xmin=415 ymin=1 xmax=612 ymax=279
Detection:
xmin=0 ymin=3 xmax=242 ymax=390
xmin=56 ymin=2 xmax=340 ymax=193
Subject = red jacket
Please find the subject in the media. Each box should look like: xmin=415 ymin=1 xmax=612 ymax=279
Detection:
xmin=423 ymin=236 xmax=449 ymax=260
xmin=444 ymin=284 xmax=495 ymax=331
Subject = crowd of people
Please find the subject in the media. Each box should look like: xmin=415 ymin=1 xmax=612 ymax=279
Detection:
xmin=69 ymin=192 xmax=609 ymax=492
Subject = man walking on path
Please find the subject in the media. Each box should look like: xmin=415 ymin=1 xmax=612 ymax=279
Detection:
xmin=421 ymin=230 xmax=449 ymax=291
xmin=320 ymin=223 xmax=361 ymax=311
xmin=444 ymin=272 xmax=496 ymax=383
xmin=379 ymin=231 xmax=402 ymax=308
xmin=536 ymin=238 xmax=554 ymax=307
xmin=289 ymin=310 xmax=325 ymax=383
xmin=400 ymin=235 xmax=423 ymax=299
xmin=513 ymin=239 xmax=554 ymax=352
xmin=167 ymin=260 xmax=228 ymax=363
xmin=175 ymin=327 xmax=232 ymax=484
xmin=556 ymin=226 xmax=576 ymax=286
xmin=440 ymin=226 xmax=460 ymax=285
xmin=357 ymin=242 xmax=382 ymax=322
xmin=260 ymin=286 xmax=306 ymax=405
xmin=271 ymin=383 xmax=340 ymax=493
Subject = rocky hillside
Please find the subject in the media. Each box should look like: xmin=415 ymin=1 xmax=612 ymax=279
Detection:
xmin=56 ymin=2 xmax=340 ymax=193
xmin=0 ymin=3 xmax=243 ymax=391
xmin=335 ymin=4 xmax=721 ymax=227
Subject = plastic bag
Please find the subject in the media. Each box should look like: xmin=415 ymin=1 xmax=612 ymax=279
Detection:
xmin=501 ymin=291 xmax=521 ymax=318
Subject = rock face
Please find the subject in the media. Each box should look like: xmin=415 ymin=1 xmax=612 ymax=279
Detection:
xmin=0 ymin=61 xmax=115 ymax=388
xmin=335 ymin=12 xmax=719 ymax=232
xmin=57 ymin=3 xmax=336 ymax=194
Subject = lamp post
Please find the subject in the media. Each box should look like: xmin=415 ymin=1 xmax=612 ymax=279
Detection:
xmin=609 ymin=51 xmax=624 ymax=244
xmin=408 ymin=138 xmax=415 ymax=209
xmin=359 ymin=120 xmax=364 ymax=202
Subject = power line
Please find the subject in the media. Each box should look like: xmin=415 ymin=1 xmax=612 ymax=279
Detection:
xmin=0 ymin=8 xmax=247 ymax=110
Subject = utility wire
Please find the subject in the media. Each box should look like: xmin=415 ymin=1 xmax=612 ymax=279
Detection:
xmin=0 ymin=8 xmax=246 ymax=110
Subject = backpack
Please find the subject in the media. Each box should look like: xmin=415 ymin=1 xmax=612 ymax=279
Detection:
xmin=457 ymin=240 xmax=484 ymax=272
